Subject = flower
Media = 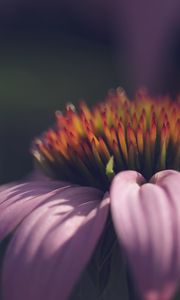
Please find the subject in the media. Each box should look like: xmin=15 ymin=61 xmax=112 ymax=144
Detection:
xmin=0 ymin=89 xmax=180 ymax=300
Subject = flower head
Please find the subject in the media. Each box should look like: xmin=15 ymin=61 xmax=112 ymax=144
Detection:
xmin=0 ymin=89 xmax=180 ymax=300
xmin=33 ymin=89 xmax=179 ymax=187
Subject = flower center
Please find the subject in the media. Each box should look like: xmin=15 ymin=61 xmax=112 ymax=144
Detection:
xmin=32 ymin=89 xmax=180 ymax=190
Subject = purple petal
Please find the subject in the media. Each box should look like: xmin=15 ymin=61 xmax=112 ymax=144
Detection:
xmin=2 ymin=185 xmax=109 ymax=300
xmin=0 ymin=174 xmax=70 ymax=241
xmin=110 ymin=170 xmax=180 ymax=300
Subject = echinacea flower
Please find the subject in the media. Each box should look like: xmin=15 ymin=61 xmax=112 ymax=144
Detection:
xmin=0 ymin=89 xmax=180 ymax=300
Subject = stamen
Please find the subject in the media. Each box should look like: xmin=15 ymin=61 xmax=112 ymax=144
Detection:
xmin=32 ymin=89 xmax=180 ymax=190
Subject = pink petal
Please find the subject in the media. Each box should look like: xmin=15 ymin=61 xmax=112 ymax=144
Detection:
xmin=110 ymin=170 xmax=180 ymax=300
xmin=0 ymin=174 xmax=70 ymax=241
xmin=2 ymin=185 xmax=109 ymax=300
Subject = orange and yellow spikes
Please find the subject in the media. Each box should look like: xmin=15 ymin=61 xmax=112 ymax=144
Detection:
xmin=32 ymin=89 xmax=180 ymax=189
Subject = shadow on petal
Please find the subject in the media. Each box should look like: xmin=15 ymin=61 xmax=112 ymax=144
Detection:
xmin=110 ymin=170 xmax=180 ymax=300
xmin=2 ymin=186 xmax=109 ymax=300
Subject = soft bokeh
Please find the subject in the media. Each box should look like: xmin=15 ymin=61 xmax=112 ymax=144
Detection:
xmin=0 ymin=0 xmax=179 ymax=184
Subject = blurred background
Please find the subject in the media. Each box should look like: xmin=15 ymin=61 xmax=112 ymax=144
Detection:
xmin=0 ymin=0 xmax=180 ymax=183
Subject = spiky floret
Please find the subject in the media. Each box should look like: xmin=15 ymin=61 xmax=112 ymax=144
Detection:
xmin=32 ymin=89 xmax=180 ymax=190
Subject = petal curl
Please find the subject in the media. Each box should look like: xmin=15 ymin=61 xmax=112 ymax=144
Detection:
xmin=110 ymin=170 xmax=180 ymax=300
xmin=2 ymin=185 xmax=109 ymax=300
xmin=0 ymin=174 xmax=69 ymax=241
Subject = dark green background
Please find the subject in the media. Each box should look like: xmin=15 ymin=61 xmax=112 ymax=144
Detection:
xmin=0 ymin=31 xmax=127 ymax=183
